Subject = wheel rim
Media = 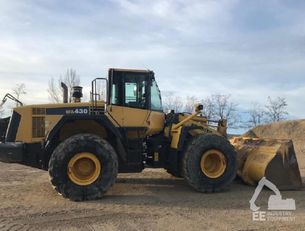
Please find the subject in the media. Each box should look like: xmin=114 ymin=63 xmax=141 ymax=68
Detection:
xmin=67 ymin=152 xmax=101 ymax=186
xmin=200 ymin=149 xmax=227 ymax=178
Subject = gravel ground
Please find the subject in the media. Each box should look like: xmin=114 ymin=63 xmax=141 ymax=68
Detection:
xmin=0 ymin=163 xmax=304 ymax=231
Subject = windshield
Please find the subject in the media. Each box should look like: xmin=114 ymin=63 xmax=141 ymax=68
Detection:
xmin=150 ymin=79 xmax=163 ymax=111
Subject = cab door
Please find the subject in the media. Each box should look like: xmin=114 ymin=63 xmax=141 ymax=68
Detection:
xmin=108 ymin=70 xmax=150 ymax=139
xmin=120 ymin=74 xmax=165 ymax=138
xmin=122 ymin=78 xmax=149 ymax=127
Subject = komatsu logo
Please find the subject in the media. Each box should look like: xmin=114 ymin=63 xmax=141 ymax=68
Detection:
xmin=250 ymin=177 xmax=296 ymax=221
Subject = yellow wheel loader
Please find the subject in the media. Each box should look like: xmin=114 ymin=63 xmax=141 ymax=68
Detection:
xmin=0 ymin=68 xmax=237 ymax=201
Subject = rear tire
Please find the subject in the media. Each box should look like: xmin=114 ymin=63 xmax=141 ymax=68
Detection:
xmin=48 ymin=134 xmax=118 ymax=201
xmin=182 ymin=134 xmax=237 ymax=192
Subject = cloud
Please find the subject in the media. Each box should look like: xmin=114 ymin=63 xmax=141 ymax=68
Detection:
xmin=0 ymin=0 xmax=304 ymax=125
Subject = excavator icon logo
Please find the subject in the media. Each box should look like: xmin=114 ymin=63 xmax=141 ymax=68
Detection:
xmin=249 ymin=177 xmax=296 ymax=212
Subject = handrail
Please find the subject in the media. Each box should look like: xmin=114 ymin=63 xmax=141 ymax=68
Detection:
xmin=90 ymin=78 xmax=108 ymax=114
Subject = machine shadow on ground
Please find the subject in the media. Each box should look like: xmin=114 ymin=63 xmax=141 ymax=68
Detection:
xmin=85 ymin=175 xmax=305 ymax=211
xmin=85 ymin=177 xmax=254 ymax=210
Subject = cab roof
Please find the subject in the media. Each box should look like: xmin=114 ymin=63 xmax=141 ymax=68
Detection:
xmin=109 ymin=68 xmax=153 ymax=73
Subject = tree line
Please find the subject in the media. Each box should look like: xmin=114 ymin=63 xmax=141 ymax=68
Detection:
xmin=162 ymin=92 xmax=288 ymax=129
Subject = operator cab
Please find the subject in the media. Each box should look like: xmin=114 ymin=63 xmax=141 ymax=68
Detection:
xmin=90 ymin=68 xmax=166 ymax=138
xmin=108 ymin=68 xmax=163 ymax=112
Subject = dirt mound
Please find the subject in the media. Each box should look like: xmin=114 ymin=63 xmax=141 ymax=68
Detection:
xmin=244 ymin=119 xmax=305 ymax=176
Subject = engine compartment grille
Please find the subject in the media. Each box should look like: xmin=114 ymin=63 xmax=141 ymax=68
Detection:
xmin=32 ymin=116 xmax=45 ymax=138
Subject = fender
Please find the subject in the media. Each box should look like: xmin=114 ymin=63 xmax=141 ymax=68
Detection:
xmin=176 ymin=126 xmax=207 ymax=151
xmin=44 ymin=114 xmax=127 ymax=162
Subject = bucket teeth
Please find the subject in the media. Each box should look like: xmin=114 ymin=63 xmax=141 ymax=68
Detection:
xmin=231 ymin=137 xmax=303 ymax=190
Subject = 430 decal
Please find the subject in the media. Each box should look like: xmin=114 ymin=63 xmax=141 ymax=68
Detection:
xmin=65 ymin=108 xmax=89 ymax=114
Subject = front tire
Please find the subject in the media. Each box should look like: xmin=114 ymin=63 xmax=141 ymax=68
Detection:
xmin=48 ymin=134 xmax=118 ymax=201
xmin=182 ymin=134 xmax=237 ymax=193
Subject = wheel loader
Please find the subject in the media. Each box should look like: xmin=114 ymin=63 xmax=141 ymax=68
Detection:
xmin=0 ymin=68 xmax=302 ymax=201
xmin=0 ymin=68 xmax=237 ymax=201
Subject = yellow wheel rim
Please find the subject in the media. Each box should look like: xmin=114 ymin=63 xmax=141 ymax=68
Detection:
xmin=200 ymin=149 xmax=227 ymax=179
xmin=67 ymin=152 xmax=101 ymax=186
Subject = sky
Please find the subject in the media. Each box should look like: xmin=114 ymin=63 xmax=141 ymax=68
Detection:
xmin=0 ymin=0 xmax=305 ymax=129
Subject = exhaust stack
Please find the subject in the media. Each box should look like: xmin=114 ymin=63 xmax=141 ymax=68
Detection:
xmin=61 ymin=82 xmax=68 ymax=103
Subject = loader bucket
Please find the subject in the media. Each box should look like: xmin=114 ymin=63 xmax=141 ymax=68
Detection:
xmin=230 ymin=137 xmax=302 ymax=190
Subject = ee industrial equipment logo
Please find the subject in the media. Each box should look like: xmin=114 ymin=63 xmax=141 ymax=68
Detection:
xmin=249 ymin=177 xmax=296 ymax=221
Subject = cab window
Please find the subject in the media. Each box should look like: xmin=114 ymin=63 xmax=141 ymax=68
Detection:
xmin=150 ymin=79 xmax=163 ymax=111
xmin=111 ymin=84 xmax=119 ymax=104
xmin=124 ymin=74 xmax=147 ymax=109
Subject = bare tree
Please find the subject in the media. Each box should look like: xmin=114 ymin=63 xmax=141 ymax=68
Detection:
xmin=162 ymin=92 xmax=239 ymax=127
xmin=247 ymin=102 xmax=265 ymax=128
xmin=48 ymin=77 xmax=62 ymax=103
xmin=210 ymin=94 xmax=239 ymax=127
xmin=12 ymin=83 xmax=26 ymax=107
xmin=48 ymin=68 xmax=80 ymax=103
xmin=265 ymin=96 xmax=288 ymax=123
xmin=62 ymin=69 xmax=80 ymax=102
xmin=201 ymin=97 xmax=215 ymax=120
xmin=162 ymin=91 xmax=184 ymax=113
xmin=183 ymin=96 xmax=198 ymax=113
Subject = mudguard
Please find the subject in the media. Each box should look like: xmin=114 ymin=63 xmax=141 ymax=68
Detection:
xmin=45 ymin=114 xmax=127 ymax=162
